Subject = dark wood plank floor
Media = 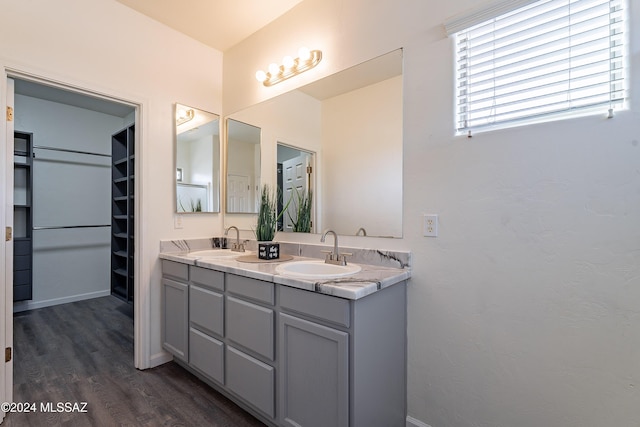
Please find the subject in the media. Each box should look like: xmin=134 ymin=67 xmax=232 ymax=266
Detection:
xmin=5 ymin=296 xmax=266 ymax=427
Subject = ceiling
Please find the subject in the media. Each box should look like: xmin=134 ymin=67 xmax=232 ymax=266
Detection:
xmin=115 ymin=0 xmax=305 ymax=51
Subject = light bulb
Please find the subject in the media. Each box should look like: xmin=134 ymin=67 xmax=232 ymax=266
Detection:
xmin=298 ymin=47 xmax=311 ymax=61
xmin=255 ymin=70 xmax=267 ymax=82
xmin=268 ymin=63 xmax=280 ymax=75
xmin=282 ymin=55 xmax=295 ymax=69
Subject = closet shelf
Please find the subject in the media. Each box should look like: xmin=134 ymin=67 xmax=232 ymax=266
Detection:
xmin=113 ymin=250 xmax=128 ymax=258
xmin=111 ymin=124 xmax=135 ymax=304
xmin=13 ymin=131 xmax=33 ymax=302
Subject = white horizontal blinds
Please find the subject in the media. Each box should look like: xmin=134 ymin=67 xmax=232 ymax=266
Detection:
xmin=455 ymin=0 xmax=626 ymax=132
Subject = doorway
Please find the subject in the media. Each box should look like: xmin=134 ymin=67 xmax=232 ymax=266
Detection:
xmin=276 ymin=143 xmax=315 ymax=233
xmin=6 ymin=76 xmax=139 ymax=404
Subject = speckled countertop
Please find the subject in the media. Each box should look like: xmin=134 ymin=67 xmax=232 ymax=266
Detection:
xmin=160 ymin=238 xmax=411 ymax=300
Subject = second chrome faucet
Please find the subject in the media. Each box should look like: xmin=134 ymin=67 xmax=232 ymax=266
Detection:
xmin=224 ymin=226 xmax=246 ymax=252
xmin=320 ymin=229 xmax=351 ymax=266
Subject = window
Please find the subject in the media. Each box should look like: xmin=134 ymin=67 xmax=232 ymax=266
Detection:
xmin=451 ymin=0 xmax=626 ymax=133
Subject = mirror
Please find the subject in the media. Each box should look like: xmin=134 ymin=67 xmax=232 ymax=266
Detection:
xmin=175 ymin=104 xmax=221 ymax=213
xmin=225 ymin=48 xmax=403 ymax=237
xmin=225 ymin=119 xmax=261 ymax=213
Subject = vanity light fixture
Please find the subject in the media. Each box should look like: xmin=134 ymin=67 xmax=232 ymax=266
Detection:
xmin=176 ymin=108 xmax=195 ymax=126
xmin=255 ymin=47 xmax=322 ymax=87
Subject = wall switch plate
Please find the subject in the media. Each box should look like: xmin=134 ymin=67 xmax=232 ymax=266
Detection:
xmin=174 ymin=214 xmax=184 ymax=229
xmin=423 ymin=214 xmax=438 ymax=237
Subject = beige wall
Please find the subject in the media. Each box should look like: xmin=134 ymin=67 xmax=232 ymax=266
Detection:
xmin=1 ymin=0 xmax=639 ymax=425
xmin=0 ymin=0 xmax=224 ymax=367
xmin=224 ymin=0 xmax=640 ymax=426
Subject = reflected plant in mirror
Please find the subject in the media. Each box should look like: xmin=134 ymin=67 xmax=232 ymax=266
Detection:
xmin=224 ymin=48 xmax=403 ymax=237
xmin=175 ymin=103 xmax=221 ymax=213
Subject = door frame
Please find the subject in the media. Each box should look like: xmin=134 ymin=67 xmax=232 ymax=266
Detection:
xmin=0 ymin=77 xmax=15 ymax=421
xmin=1 ymin=67 xmax=149 ymax=397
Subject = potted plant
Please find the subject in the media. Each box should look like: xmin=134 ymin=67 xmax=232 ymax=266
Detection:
xmin=288 ymin=188 xmax=313 ymax=233
xmin=255 ymin=184 xmax=289 ymax=259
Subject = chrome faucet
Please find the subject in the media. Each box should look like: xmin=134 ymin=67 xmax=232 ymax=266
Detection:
xmin=224 ymin=226 xmax=245 ymax=252
xmin=320 ymin=229 xmax=351 ymax=266
xmin=355 ymin=227 xmax=367 ymax=236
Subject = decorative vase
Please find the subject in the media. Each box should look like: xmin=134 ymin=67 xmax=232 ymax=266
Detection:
xmin=258 ymin=242 xmax=280 ymax=260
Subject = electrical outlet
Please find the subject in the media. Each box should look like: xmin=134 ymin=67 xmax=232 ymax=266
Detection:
xmin=423 ymin=214 xmax=438 ymax=237
xmin=174 ymin=214 xmax=184 ymax=229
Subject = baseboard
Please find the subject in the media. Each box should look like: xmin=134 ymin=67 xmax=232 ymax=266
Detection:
xmin=407 ymin=415 xmax=432 ymax=427
xmin=13 ymin=289 xmax=111 ymax=313
xmin=149 ymin=350 xmax=174 ymax=369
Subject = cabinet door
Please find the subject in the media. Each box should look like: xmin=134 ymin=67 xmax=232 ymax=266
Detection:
xmin=190 ymin=284 xmax=224 ymax=337
xmin=226 ymin=296 xmax=274 ymax=360
xmin=162 ymin=278 xmax=189 ymax=362
xmin=189 ymin=328 xmax=224 ymax=384
xmin=226 ymin=346 xmax=275 ymax=418
xmin=279 ymin=313 xmax=349 ymax=427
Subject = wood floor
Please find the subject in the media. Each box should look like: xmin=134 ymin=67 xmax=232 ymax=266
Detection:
xmin=5 ymin=296 xmax=266 ymax=427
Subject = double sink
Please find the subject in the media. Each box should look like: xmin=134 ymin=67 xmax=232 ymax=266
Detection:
xmin=184 ymin=249 xmax=362 ymax=280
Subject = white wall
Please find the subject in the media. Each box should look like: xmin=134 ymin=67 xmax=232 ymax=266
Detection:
xmin=0 ymin=0 xmax=223 ymax=368
xmin=13 ymin=94 xmax=127 ymax=311
xmin=224 ymin=1 xmax=640 ymax=426
xmin=322 ymin=75 xmax=402 ymax=237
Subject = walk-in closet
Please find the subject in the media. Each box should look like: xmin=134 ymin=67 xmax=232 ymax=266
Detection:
xmin=12 ymin=79 xmax=136 ymax=311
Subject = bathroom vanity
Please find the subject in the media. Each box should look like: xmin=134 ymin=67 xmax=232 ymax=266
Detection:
xmin=160 ymin=240 xmax=410 ymax=427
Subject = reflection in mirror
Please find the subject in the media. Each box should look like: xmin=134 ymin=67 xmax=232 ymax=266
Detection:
xmin=175 ymin=104 xmax=220 ymax=213
xmin=226 ymin=119 xmax=261 ymax=213
xmin=278 ymin=144 xmax=315 ymax=233
xmin=225 ymin=48 xmax=403 ymax=237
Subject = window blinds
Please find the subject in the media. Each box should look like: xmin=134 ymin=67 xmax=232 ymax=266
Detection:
xmin=454 ymin=0 xmax=626 ymax=133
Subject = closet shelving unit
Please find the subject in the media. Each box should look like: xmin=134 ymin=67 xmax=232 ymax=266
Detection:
xmin=111 ymin=124 xmax=135 ymax=303
xmin=13 ymin=131 xmax=33 ymax=302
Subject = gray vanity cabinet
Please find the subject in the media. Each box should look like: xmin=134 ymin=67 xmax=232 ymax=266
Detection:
xmin=161 ymin=277 xmax=189 ymax=362
xmin=279 ymin=313 xmax=349 ymax=427
xmin=190 ymin=267 xmax=224 ymax=337
xmin=161 ymin=259 xmax=407 ymax=427
xmin=225 ymin=274 xmax=277 ymax=418
xmin=189 ymin=266 xmax=225 ymax=384
xmin=161 ymin=260 xmax=190 ymax=363
xmin=278 ymin=283 xmax=407 ymax=427
xmin=226 ymin=345 xmax=276 ymax=418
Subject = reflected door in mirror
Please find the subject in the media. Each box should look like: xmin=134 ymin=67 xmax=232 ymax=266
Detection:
xmin=226 ymin=119 xmax=261 ymax=214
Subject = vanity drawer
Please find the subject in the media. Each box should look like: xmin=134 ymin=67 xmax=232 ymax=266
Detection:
xmin=279 ymin=286 xmax=351 ymax=328
xmin=226 ymin=296 xmax=274 ymax=360
xmin=190 ymin=285 xmax=224 ymax=337
xmin=190 ymin=266 xmax=224 ymax=291
xmin=162 ymin=260 xmax=188 ymax=281
xmin=189 ymin=328 xmax=224 ymax=385
xmin=226 ymin=345 xmax=275 ymax=419
xmin=227 ymin=274 xmax=274 ymax=305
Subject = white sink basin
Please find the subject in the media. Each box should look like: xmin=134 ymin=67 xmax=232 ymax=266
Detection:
xmin=276 ymin=260 xmax=361 ymax=279
xmin=185 ymin=249 xmax=251 ymax=259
